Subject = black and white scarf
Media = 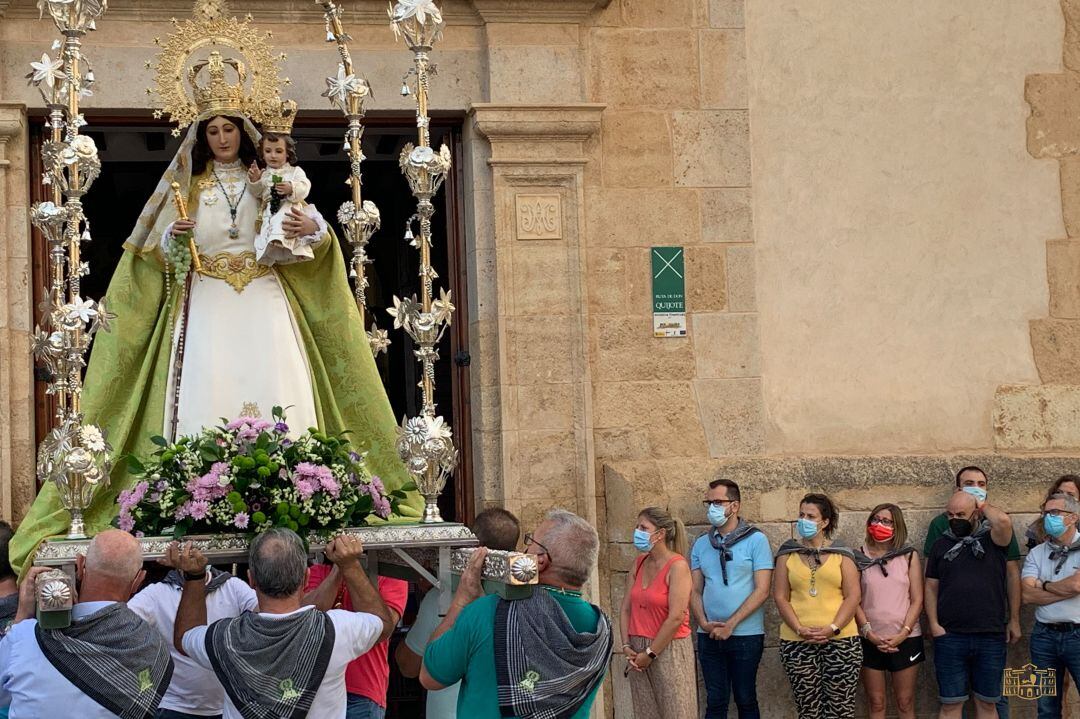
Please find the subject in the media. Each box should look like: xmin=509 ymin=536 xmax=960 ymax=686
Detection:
xmin=205 ymin=608 xmax=335 ymax=719
xmin=0 ymin=592 xmax=18 ymax=638
xmin=1048 ymin=535 xmax=1080 ymax=574
xmin=35 ymin=603 xmax=173 ymax=719
xmin=775 ymin=539 xmax=856 ymax=566
xmin=162 ymin=567 xmax=232 ymax=593
xmin=707 ymin=520 xmax=761 ymax=585
xmin=942 ymin=520 xmax=992 ymax=561
xmin=494 ymin=588 xmax=612 ymax=719
xmin=853 ymin=545 xmax=915 ymax=576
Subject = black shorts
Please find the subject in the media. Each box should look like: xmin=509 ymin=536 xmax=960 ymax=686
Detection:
xmin=861 ymin=635 xmax=925 ymax=672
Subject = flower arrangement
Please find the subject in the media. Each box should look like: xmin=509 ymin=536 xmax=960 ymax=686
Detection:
xmin=117 ymin=408 xmax=411 ymax=538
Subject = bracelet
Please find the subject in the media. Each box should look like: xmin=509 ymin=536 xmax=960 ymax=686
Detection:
xmin=860 ymin=622 xmax=872 ymax=638
xmin=622 ymin=643 xmax=633 ymax=650
xmin=1042 ymin=580 xmax=1049 ymax=592
xmin=901 ymin=625 xmax=912 ymax=634
xmin=182 ymin=569 xmax=207 ymax=582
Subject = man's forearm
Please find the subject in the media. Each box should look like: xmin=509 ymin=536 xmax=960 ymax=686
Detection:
xmin=1007 ymin=563 xmax=1021 ymax=621
xmin=174 ymin=580 xmax=207 ymax=655
xmin=303 ymin=565 xmax=342 ymax=611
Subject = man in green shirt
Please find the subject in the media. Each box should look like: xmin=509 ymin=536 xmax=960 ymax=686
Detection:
xmin=923 ymin=466 xmax=1022 ymax=719
xmin=421 ymin=509 xmax=611 ymax=719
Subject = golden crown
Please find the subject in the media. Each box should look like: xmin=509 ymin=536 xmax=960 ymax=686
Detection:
xmin=147 ymin=0 xmax=290 ymax=136
xmin=259 ymin=98 xmax=298 ymax=135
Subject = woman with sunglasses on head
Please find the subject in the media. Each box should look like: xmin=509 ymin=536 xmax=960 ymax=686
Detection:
xmin=619 ymin=506 xmax=697 ymax=719
xmin=853 ymin=504 xmax=923 ymax=719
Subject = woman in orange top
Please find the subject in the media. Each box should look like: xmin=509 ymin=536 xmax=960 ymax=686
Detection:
xmin=619 ymin=506 xmax=698 ymax=719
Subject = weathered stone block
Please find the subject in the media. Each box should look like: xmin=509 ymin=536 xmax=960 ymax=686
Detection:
xmin=1025 ymin=72 xmax=1080 ymax=159
xmin=586 ymin=188 xmax=700 ymax=247
xmin=672 ymin=110 xmax=751 ymax=187
xmin=692 ymin=312 xmax=759 ymax=378
xmin=1031 ymin=318 xmax=1080 ymax=383
xmin=585 ymin=247 xmax=652 ymax=316
xmin=1059 ymin=159 xmax=1080 ymax=239
xmin=489 ymin=46 xmax=584 ymax=104
xmin=620 ymin=0 xmax=696 ymax=28
xmin=994 ymin=384 xmax=1080 ymax=450
xmin=701 ymin=187 xmax=753 ymax=243
xmin=590 ymin=29 xmax=699 ymax=109
xmin=592 ymin=315 xmax=697 ymax=381
xmin=700 ymin=30 xmax=747 ymax=109
xmin=511 ymin=245 xmax=574 ymax=316
xmin=725 ymin=245 xmax=757 ymax=311
xmin=593 ymin=382 xmax=710 ymax=456
xmin=595 ymin=427 xmax=653 ymax=462
xmin=694 ymin=377 xmax=764 ymax=456
xmin=685 ymin=245 xmax=728 ymax=312
xmin=516 ymin=383 xmax=577 ymax=431
xmin=505 ymin=316 xmax=577 ymax=385
xmin=601 ymin=111 xmax=673 ymax=188
xmin=1048 ymin=239 xmax=1080 ymax=319
xmin=709 ymin=0 xmax=744 ymax=28
xmin=514 ymin=429 xmax=582 ymax=499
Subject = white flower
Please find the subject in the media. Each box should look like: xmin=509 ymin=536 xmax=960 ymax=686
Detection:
xmin=322 ymin=64 xmax=363 ymax=109
xmin=63 ymin=297 xmax=96 ymax=323
xmin=70 ymin=134 xmax=97 ymax=160
xmin=79 ymin=424 xmax=105 ymax=452
xmin=425 ymin=415 xmax=453 ymax=440
xmin=27 ymin=53 xmax=64 ymax=88
xmin=409 ymin=146 xmax=435 ymax=165
xmin=391 ymin=0 xmax=443 ymax=27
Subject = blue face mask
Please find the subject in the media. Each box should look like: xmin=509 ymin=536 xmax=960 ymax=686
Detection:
xmin=707 ymin=504 xmax=727 ymax=527
xmin=633 ymin=528 xmax=655 ymax=552
xmin=796 ymin=518 xmax=819 ymax=539
xmin=962 ymin=486 xmax=987 ymax=503
xmin=1044 ymin=514 xmax=1068 ymax=538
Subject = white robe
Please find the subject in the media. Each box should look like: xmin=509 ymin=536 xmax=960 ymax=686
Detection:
xmin=162 ymin=159 xmax=320 ymax=438
xmin=248 ymin=163 xmax=315 ymax=265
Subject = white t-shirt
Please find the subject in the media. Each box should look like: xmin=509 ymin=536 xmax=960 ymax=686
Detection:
xmin=404 ymin=590 xmax=460 ymax=718
xmin=182 ymin=604 xmax=383 ymax=719
xmin=128 ymin=576 xmax=259 ymax=716
xmin=0 ymin=601 xmax=138 ymax=718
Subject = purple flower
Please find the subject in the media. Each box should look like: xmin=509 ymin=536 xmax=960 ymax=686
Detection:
xmin=274 ymin=422 xmax=289 ymax=434
xmin=295 ymin=478 xmax=317 ymax=500
xmin=233 ymin=512 xmax=250 ymax=529
xmin=369 ymin=475 xmax=385 ymax=496
xmin=118 ymin=513 xmax=135 ymax=532
xmin=373 ymin=495 xmax=392 ymax=519
xmin=174 ymin=505 xmax=189 ymax=521
xmin=348 ymin=451 xmax=361 ymax=462
xmin=155 ymin=480 xmax=168 ymax=492
xmin=118 ymin=481 xmax=149 ymax=512
xmin=135 ymin=531 xmax=145 ymax=539
xmin=187 ymin=500 xmax=210 ymax=521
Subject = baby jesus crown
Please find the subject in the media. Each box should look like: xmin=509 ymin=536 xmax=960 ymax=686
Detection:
xmin=260 ymin=98 xmax=298 ymax=135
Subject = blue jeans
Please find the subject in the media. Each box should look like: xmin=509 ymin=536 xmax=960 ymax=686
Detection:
xmin=697 ymin=632 xmax=764 ymax=719
xmin=933 ymin=632 xmax=1008 ymax=705
xmin=1029 ymin=622 xmax=1080 ymax=719
xmin=345 ymin=694 xmax=386 ymax=719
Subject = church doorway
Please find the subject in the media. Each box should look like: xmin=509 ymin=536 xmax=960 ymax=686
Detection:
xmin=29 ymin=114 xmax=474 ymax=527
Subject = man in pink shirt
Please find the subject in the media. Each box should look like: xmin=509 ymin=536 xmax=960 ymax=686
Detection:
xmin=306 ymin=562 xmax=408 ymax=719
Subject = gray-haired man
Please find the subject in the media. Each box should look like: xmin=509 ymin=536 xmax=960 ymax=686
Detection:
xmin=173 ymin=529 xmax=394 ymax=719
xmin=1022 ymin=492 xmax=1080 ymax=719
xmin=421 ymin=509 xmax=612 ymax=719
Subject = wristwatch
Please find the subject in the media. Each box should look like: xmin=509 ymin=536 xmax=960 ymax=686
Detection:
xmin=829 ymin=623 xmax=841 ymax=636
xmin=645 ymin=646 xmax=658 ymax=659
xmin=182 ymin=569 xmax=207 ymax=582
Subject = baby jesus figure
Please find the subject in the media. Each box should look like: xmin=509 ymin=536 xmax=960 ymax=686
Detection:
xmin=247 ymin=132 xmax=314 ymax=264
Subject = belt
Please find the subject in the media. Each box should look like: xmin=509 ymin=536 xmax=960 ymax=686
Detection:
xmin=197 ymin=251 xmax=270 ymax=293
xmin=1038 ymin=621 xmax=1080 ymax=632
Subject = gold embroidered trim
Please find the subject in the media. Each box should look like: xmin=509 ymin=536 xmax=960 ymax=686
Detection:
xmin=198 ymin=251 xmax=270 ymax=293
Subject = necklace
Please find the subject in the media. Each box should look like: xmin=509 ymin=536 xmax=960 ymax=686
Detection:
xmin=211 ymin=168 xmax=245 ymax=239
xmin=808 ymin=563 xmax=818 ymax=597
xmin=543 ymin=585 xmax=583 ymax=598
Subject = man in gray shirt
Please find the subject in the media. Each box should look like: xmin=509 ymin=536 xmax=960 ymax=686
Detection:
xmin=1021 ymin=492 xmax=1080 ymax=719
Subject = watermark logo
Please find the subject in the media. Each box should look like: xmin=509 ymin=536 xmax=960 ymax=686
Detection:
xmin=1003 ymin=663 xmax=1056 ymax=700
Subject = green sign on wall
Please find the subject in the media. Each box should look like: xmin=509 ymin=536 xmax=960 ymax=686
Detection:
xmin=651 ymin=246 xmax=687 ymax=337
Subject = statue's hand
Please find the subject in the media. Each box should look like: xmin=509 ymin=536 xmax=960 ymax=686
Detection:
xmin=171 ymin=219 xmax=196 ymax=237
xmin=248 ymin=161 xmax=262 ymax=183
xmin=282 ymin=207 xmax=317 ymax=239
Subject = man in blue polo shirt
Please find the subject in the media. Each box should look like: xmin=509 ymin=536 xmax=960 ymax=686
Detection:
xmin=690 ymin=478 xmax=773 ymax=719
xmin=1021 ymin=491 xmax=1080 ymax=719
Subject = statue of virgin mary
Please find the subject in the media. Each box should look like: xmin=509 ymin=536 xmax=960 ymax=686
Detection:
xmin=10 ymin=40 xmax=420 ymax=571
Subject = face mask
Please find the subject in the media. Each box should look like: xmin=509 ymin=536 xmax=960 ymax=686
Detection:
xmin=707 ymin=504 xmax=727 ymax=527
xmin=962 ymin=486 xmax=987 ymax=503
xmin=796 ymin=518 xmax=819 ymax=539
xmin=633 ymin=529 xmax=655 ymax=552
xmin=866 ymin=522 xmax=894 ymax=542
xmin=1044 ymin=514 xmax=1069 ymax=539
xmin=948 ymin=517 xmax=973 ymax=537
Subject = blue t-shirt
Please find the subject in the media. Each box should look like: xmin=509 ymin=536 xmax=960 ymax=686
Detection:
xmin=424 ymin=590 xmax=604 ymax=719
xmin=690 ymin=529 xmax=773 ymax=636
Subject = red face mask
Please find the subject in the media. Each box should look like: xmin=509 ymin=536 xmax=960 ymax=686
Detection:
xmin=867 ymin=522 xmax=894 ymax=542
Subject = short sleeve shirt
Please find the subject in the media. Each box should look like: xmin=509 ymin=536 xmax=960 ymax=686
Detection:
xmin=926 ymin=533 xmax=1009 ymax=633
xmin=182 ymin=605 xmax=383 ymax=719
xmin=404 ymin=590 xmax=460 ymax=718
xmin=689 ymin=530 xmax=773 ymax=636
xmin=306 ymin=564 xmax=408 ymax=707
xmin=1022 ymin=531 xmax=1080 ymax=624
xmin=423 ymin=591 xmax=604 ymax=719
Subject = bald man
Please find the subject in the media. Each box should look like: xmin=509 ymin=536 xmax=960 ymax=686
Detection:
xmin=0 ymin=530 xmax=173 ymax=718
xmin=925 ymin=492 xmax=1015 ymax=719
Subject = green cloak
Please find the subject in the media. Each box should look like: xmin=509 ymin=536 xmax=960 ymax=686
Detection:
xmin=11 ymin=234 xmax=420 ymax=574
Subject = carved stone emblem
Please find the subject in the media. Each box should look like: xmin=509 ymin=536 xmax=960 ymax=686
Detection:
xmin=515 ymin=193 xmax=562 ymax=240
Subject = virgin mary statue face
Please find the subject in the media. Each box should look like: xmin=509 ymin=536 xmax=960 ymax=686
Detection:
xmin=205 ymin=116 xmax=241 ymax=163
